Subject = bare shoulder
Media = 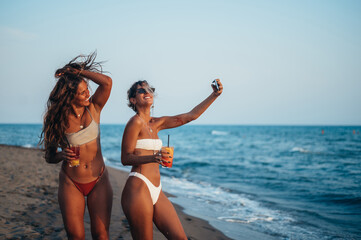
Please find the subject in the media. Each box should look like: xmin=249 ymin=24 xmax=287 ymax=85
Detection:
xmin=126 ymin=115 xmax=142 ymax=129
xmin=123 ymin=115 xmax=143 ymax=141
xmin=87 ymin=103 xmax=100 ymax=122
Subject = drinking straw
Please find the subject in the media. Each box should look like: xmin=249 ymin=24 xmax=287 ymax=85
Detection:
xmin=167 ymin=135 xmax=170 ymax=147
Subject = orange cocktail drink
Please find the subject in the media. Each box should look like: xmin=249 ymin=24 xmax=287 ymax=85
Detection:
xmin=161 ymin=146 xmax=174 ymax=168
xmin=69 ymin=145 xmax=80 ymax=167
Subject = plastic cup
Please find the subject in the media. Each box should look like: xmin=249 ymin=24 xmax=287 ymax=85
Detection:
xmin=161 ymin=146 xmax=174 ymax=168
xmin=69 ymin=145 xmax=80 ymax=167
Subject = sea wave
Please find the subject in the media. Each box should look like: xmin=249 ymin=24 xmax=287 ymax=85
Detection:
xmin=218 ymin=215 xmax=274 ymax=223
xmin=160 ymin=176 xmax=317 ymax=238
xmin=179 ymin=161 xmax=211 ymax=168
xmin=22 ymin=144 xmax=33 ymax=148
xmin=320 ymin=194 xmax=361 ymax=207
xmin=291 ymin=147 xmax=309 ymax=153
xmin=2 ymin=124 xmax=361 ymax=240
xmin=211 ymin=130 xmax=228 ymax=135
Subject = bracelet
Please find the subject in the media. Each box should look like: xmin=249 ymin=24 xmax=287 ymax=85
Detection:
xmin=154 ymin=151 xmax=162 ymax=159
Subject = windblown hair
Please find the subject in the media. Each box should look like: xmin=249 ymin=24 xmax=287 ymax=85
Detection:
xmin=39 ymin=52 xmax=102 ymax=162
xmin=127 ymin=80 xmax=150 ymax=112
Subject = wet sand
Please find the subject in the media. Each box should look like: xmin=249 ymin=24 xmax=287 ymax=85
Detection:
xmin=0 ymin=144 xmax=231 ymax=239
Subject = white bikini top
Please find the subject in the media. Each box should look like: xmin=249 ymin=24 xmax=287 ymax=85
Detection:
xmin=135 ymin=139 xmax=163 ymax=151
xmin=65 ymin=108 xmax=99 ymax=146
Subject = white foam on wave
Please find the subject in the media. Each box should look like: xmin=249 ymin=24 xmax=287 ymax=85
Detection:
xmin=162 ymin=177 xmax=325 ymax=239
xmin=218 ymin=215 xmax=274 ymax=223
xmin=22 ymin=144 xmax=33 ymax=148
xmin=211 ymin=130 xmax=228 ymax=135
xmin=291 ymin=147 xmax=309 ymax=153
xmin=103 ymin=165 xmax=322 ymax=239
xmin=162 ymin=176 xmax=294 ymax=226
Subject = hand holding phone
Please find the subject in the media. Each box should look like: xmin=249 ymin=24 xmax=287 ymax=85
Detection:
xmin=212 ymin=79 xmax=219 ymax=91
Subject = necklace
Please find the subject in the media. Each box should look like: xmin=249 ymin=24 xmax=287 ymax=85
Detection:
xmin=76 ymin=109 xmax=85 ymax=129
xmin=137 ymin=114 xmax=158 ymax=173
xmin=138 ymin=114 xmax=153 ymax=133
xmin=137 ymin=114 xmax=156 ymax=152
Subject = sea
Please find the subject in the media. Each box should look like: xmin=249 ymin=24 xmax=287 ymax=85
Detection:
xmin=1 ymin=124 xmax=360 ymax=240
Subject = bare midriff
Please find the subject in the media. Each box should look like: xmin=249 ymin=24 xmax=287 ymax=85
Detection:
xmin=131 ymin=148 xmax=161 ymax=186
xmin=62 ymin=138 xmax=105 ymax=183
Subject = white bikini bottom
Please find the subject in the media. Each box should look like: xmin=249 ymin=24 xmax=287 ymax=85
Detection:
xmin=129 ymin=172 xmax=162 ymax=205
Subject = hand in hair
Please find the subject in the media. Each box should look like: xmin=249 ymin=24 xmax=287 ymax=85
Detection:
xmin=55 ymin=65 xmax=82 ymax=78
xmin=54 ymin=52 xmax=102 ymax=78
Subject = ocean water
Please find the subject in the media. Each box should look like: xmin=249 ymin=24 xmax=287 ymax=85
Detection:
xmin=1 ymin=124 xmax=360 ymax=240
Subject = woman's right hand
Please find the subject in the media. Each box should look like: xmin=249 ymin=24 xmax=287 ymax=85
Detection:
xmin=61 ymin=148 xmax=78 ymax=162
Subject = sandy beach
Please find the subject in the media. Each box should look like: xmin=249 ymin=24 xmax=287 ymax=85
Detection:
xmin=0 ymin=144 xmax=231 ymax=240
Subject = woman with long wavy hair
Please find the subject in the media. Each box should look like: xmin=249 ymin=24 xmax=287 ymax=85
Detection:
xmin=40 ymin=52 xmax=113 ymax=239
xmin=121 ymin=79 xmax=223 ymax=239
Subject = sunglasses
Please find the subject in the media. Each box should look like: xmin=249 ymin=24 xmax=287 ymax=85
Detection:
xmin=136 ymin=87 xmax=155 ymax=95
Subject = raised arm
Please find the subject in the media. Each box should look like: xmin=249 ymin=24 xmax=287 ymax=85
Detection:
xmin=78 ymin=70 xmax=112 ymax=112
xmin=158 ymin=79 xmax=223 ymax=130
xmin=121 ymin=117 xmax=161 ymax=166
xmin=56 ymin=66 xmax=112 ymax=112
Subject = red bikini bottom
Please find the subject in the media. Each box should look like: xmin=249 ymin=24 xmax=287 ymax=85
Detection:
xmin=63 ymin=167 xmax=105 ymax=196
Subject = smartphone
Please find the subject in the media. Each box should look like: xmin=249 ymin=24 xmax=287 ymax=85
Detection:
xmin=212 ymin=79 xmax=219 ymax=91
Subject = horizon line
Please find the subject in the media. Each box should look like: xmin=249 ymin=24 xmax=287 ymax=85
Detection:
xmin=1 ymin=122 xmax=361 ymax=127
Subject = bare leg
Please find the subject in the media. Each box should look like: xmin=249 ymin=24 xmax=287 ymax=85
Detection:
xmin=87 ymin=169 xmax=113 ymax=240
xmin=58 ymin=171 xmax=86 ymax=240
xmin=121 ymin=176 xmax=154 ymax=240
xmin=153 ymin=191 xmax=187 ymax=240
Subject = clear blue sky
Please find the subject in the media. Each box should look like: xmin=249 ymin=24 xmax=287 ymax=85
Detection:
xmin=1 ymin=0 xmax=360 ymax=125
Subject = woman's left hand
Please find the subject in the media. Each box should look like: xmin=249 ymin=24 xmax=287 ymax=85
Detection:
xmin=154 ymin=150 xmax=172 ymax=167
xmin=212 ymin=79 xmax=223 ymax=96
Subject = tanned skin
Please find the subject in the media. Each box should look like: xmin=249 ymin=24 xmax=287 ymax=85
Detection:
xmin=48 ymin=68 xmax=113 ymax=240
xmin=121 ymin=79 xmax=223 ymax=240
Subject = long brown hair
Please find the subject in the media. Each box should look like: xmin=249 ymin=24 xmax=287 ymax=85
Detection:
xmin=39 ymin=52 xmax=102 ymax=161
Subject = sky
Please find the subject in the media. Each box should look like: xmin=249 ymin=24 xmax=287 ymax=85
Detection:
xmin=1 ymin=0 xmax=360 ymax=125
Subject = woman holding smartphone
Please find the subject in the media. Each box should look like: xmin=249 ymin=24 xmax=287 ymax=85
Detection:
xmin=40 ymin=53 xmax=113 ymax=239
xmin=121 ymin=79 xmax=223 ymax=239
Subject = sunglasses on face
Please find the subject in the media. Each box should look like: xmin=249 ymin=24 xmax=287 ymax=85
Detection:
xmin=136 ymin=87 xmax=155 ymax=95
